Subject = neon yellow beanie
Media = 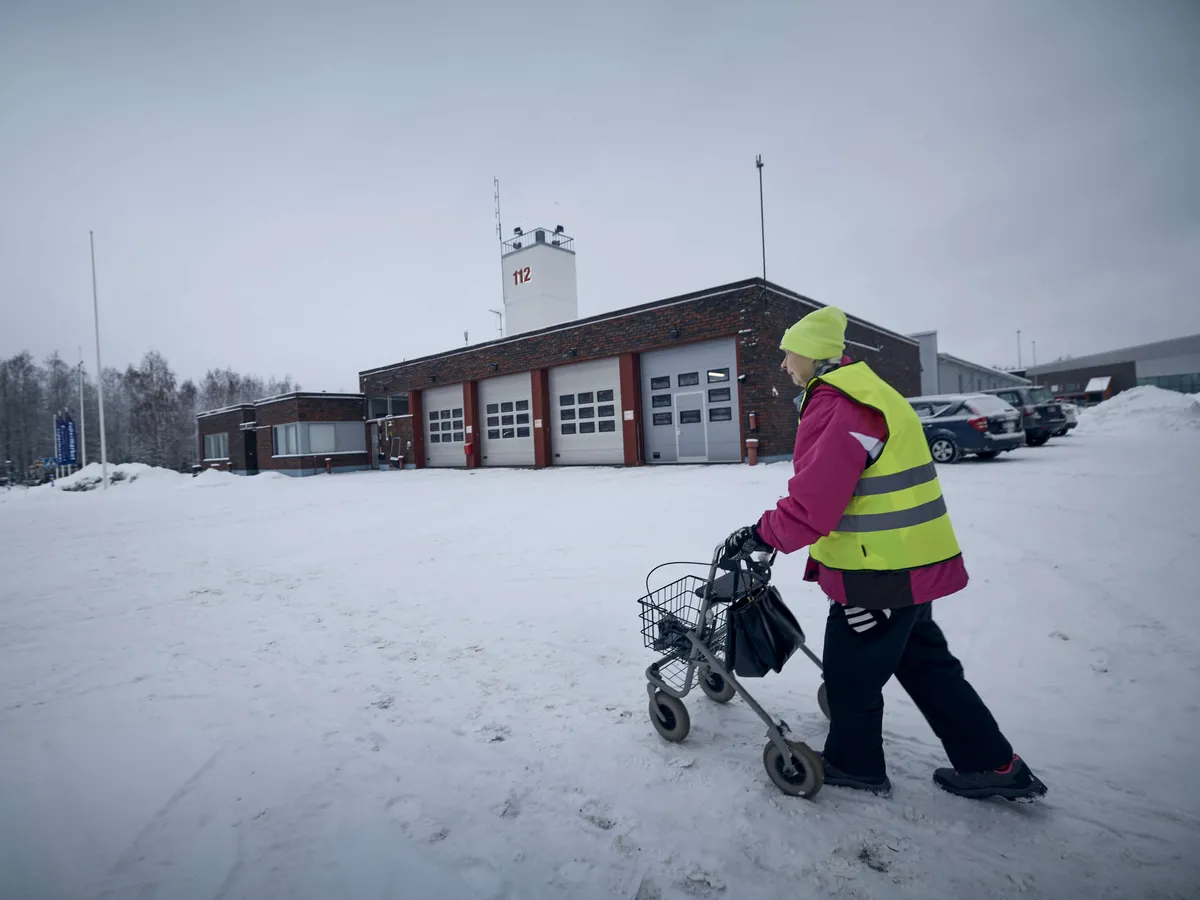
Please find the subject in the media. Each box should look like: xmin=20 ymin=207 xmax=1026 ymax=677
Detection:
xmin=779 ymin=305 xmax=847 ymax=360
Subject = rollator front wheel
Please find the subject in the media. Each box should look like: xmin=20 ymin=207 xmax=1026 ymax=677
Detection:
xmin=648 ymin=690 xmax=690 ymax=742
xmin=817 ymin=681 xmax=830 ymax=720
xmin=763 ymin=739 xmax=824 ymax=798
xmin=699 ymin=666 xmax=736 ymax=704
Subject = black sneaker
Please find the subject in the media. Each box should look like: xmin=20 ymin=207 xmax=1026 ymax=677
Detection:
xmin=934 ymin=755 xmax=1048 ymax=801
xmin=820 ymin=754 xmax=892 ymax=796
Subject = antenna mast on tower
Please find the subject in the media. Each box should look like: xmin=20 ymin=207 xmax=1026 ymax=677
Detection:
xmin=494 ymin=177 xmax=503 ymax=245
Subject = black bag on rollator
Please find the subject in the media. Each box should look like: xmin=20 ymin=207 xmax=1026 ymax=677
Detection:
xmin=726 ymin=585 xmax=806 ymax=677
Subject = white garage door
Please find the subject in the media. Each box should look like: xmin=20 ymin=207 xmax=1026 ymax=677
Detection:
xmin=480 ymin=372 xmax=534 ymax=467
xmin=641 ymin=338 xmax=742 ymax=464
xmin=423 ymin=383 xmax=466 ymax=468
xmin=549 ymin=357 xmax=624 ymax=466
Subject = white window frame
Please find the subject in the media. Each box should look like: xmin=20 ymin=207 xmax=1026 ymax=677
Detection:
xmin=203 ymin=432 xmax=229 ymax=461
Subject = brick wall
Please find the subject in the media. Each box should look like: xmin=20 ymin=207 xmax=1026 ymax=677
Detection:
xmin=359 ymin=279 xmax=920 ymax=465
xmin=297 ymin=396 xmax=366 ymax=422
xmin=1031 ymin=361 xmax=1136 ymax=398
xmin=254 ymin=395 xmax=368 ymax=473
xmin=197 ymin=405 xmax=255 ymax=473
xmin=380 ymin=415 xmax=415 ymax=465
xmin=746 ymin=291 xmax=921 ymax=459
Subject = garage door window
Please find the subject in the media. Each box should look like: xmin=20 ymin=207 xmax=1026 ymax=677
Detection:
xmin=707 ymin=368 xmax=730 ymax=383
xmin=559 ymin=390 xmax=617 ymax=436
xmin=653 ymin=412 xmax=672 ymax=426
xmin=678 ymin=372 xmax=700 ymax=387
xmin=680 ymin=410 xmax=702 ymax=424
xmin=650 ymin=377 xmax=670 ymax=391
xmin=709 ymin=407 xmax=732 ymax=422
xmin=651 ymin=394 xmax=671 ymax=408
xmin=708 ymin=388 xmax=731 ymax=403
xmin=428 ymin=407 xmax=464 ymax=444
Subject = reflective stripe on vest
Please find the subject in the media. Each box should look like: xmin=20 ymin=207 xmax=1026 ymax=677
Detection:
xmin=801 ymin=362 xmax=961 ymax=572
xmin=837 ymin=494 xmax=948 ymax=533
xmin=851 ymin=460 xmax=937 ymax=497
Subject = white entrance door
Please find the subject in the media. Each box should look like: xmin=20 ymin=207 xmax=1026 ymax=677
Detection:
xmin=675 ymin=391 xmax=708 ymax=462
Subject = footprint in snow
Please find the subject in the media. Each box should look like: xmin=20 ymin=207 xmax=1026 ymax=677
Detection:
xmin=479 ymin=723 xmax=510 ymax=743
xmin=385 ymin=796 xmax=450 ymax=843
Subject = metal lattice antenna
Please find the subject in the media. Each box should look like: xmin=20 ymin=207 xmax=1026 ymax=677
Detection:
xmin=494 ymin=177 xmax=502 ymax=244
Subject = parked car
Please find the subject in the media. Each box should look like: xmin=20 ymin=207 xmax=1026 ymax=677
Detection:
xmin=1053 ymin=401 xmax=1078 ymax=437
xmin=983 ymin=386 xmax=1067 ymax=446
xmin=907 ymin=393 xmax=1024 ymax=463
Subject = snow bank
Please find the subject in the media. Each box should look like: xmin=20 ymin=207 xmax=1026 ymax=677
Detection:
xmin=1076 ymin=385 xmax=1200 ymax=434
xmin=52 ymin=462 xmax=185 ymax=492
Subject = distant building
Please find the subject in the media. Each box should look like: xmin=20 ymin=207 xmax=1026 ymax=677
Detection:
xmin=197 ymin=393 xmax=368 ymax=476
xmin=908 ymin=331 xmax=1030 ymax=397
xmin=1025 ymin=333 xmax=1200 ymax=403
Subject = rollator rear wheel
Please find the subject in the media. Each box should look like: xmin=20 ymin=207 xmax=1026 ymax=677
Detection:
xmin=648 ymin=690 xmax=690 ymax=742
xmin=763 ymin=739 xmax=824 ymax=798
xmin=699 ymin=666 xmax=736 ymax=704
xmin=817 ymin=681 xmax=830 ymax=720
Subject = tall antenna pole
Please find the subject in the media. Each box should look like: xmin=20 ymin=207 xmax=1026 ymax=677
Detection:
xmin=1017 ymin=329 xmax=1022 ymax=369
xmin=756 ymin=154 xmax=766 ymax=281
xmin=90 ymin=230 xmax=109 ymax=489
xmin=494 ymin=177 xmax=503 ymax=245
xmin=489 ymin=308 xmax=503 ymax=338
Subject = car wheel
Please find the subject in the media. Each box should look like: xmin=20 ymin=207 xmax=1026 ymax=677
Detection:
xmin=929 ymin=437 xmax=959 ymax=464
xmin=1027 ymin=434 xmax=1049 ymax=447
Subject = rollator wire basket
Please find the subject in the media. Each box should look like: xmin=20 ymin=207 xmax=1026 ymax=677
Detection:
xmin=637 ymin=546 xmax=829 ymax=800
xmin=637 ymin=574 xmax=729 ymax=690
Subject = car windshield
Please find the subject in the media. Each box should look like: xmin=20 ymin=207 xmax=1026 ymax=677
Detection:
xmin=965 ymin=395 xmax=1016 ymax=415
xmin=1028 ymin=387 xmax=1054 ymax=404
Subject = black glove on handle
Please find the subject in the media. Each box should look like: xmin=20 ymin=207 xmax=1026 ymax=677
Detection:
xmin=720 ymin=523 xmax=773 ymax=566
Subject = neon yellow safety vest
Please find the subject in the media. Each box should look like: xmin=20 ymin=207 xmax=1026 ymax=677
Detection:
xmin=800 ymin=362 xmax=962 ymax=572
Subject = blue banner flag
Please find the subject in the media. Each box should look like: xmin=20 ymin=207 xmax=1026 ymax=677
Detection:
xmin=55 ymin=414 xmax=78 ymax=467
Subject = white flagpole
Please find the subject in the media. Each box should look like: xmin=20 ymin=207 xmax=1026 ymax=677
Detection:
xmin=90 ymin=231 xmax=109 ymax=489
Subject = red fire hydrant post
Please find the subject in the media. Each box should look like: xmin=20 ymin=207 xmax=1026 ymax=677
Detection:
xmin=745 ymin=438 xmax=759 ymax=466
xmin=325 ymin=457 xmax=332 ymax=474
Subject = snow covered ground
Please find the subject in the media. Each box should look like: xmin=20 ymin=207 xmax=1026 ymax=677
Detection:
xmin=2 ymin=398 xmax=1199 ymax=899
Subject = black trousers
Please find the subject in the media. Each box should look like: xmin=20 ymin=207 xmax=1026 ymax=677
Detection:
xmin=821 ymin=602 xmax=1013 ymax=778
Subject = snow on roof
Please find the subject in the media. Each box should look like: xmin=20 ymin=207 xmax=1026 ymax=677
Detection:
xmin=252 ymin=392 xmax=365 ymax=407
xmin=937 ymin=352 xmax=1031 ymax=383
xmin=196 ymin=403 xmax=255 ymax=418
xmin=909 ymin=392 xmax=988 ymax=402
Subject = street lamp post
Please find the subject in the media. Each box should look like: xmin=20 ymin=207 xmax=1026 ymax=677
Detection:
xmin=90 ymin=231 xmax=109 ymax=489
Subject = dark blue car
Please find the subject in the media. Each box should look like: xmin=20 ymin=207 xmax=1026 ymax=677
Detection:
xmin=907 ymin=393 xmax=1024 ymax=463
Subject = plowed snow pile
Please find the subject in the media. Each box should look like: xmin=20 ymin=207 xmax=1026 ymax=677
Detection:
xmin=1076 ymin=385 xmax=1200 ymax=434
xmin=49 ymin=462 xmax=185 ymax=492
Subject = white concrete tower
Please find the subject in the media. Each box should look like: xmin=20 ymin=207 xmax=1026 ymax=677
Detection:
xmin=500 ymin=225 xmax=578 ymax=336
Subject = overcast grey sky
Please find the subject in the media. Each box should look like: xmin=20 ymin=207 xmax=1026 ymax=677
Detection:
xmin=2 ymin=0 xmax=1197 ymax=392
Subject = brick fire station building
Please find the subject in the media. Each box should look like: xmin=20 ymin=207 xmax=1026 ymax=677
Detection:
xmin=197 ymin=227 xmax=920 ymax=476
xmin=357 ymin=277 xmax=920 ymax=472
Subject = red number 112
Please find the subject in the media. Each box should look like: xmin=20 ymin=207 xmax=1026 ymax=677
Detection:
xmin=512 ymin=266 xmax=531 ymax=286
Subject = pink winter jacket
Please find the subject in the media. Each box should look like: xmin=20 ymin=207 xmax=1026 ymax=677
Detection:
xmin=755 ymin=378 xmax=968 ymax=608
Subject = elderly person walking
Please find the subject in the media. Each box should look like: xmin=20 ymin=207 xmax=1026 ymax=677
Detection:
xmin=720 ymin=305 xmax=1047 ymax=800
